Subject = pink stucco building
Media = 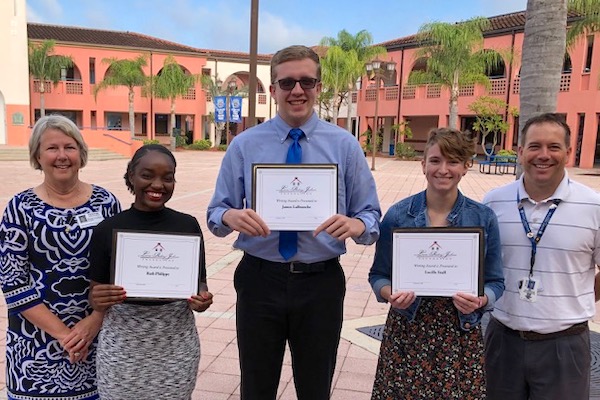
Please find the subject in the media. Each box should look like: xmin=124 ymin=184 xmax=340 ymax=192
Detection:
xmin=354 ymin=11 xmax=600 ymax=168
xmin=2 ymin=2 xmax=599 ymax=167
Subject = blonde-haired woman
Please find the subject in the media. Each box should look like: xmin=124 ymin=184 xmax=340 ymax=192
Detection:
xmin=0 ymin=115 xmax=120 ymax=399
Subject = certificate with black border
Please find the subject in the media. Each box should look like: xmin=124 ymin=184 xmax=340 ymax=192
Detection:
xmin=252 ymin=164 xmax=338 ymax=231
xmin=110 ymin=230 xmax=201 ymax=301
xmin=391 ymin=227 xmax=484 ymax=297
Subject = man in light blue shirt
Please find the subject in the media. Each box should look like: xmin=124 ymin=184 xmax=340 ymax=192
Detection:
xmin=207 ymin=45 xmax=381 ymax=400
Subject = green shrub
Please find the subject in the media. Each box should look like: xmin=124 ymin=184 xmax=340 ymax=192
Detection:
xmin=395 ymin=142 xmax=416 ymax=159
xmin=143 ymin=139 xmax=160 ymax=145
xmin=496 ymin=149 xmax=516 ymax=156
xmin=495 ymin=149 xmax=517 ymax=162
xmin=176 ymin=135 xmax=188 ymax=148
xmin=218 ymin=144 xmax=228 ymax=151
xmin=187 ymin=139 xmax=212 ymax=150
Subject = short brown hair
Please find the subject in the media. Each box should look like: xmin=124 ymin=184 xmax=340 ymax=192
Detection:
xmin=520 ymin=113 xmax=571 ymax=147
xmin=425 ymin=127 xmax=475 ymax=165
xmin=270 ymin=45 xmax=321 ymax=83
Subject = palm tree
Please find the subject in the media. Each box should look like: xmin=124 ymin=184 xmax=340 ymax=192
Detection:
xmin=201 ymin=74 xmax=224 ymax=147
xmin=320 ymin=30 xmax=386 ymax=133
xmin=201 ymin=74 xmax=248 ymax=148
xmin=320 ymin=46 xmax=361 ymax=125
xmin=518 ymin=0 xmax=567 ymax=151
xmin=28 ymin=40 xmax=73 ymax=118
xmin=150 ymin=55 xmax=200 ymax=149
xmin=567 ymin=0 xmax=600 ymax=45
xmin=93 ymin=54 xmax=148 ymax=138
xmin=408 ymin=18 xmax=503 ymax=129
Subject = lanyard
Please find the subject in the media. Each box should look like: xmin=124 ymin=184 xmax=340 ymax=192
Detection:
xmin=517 ymin=192 xmax=561 ymax=277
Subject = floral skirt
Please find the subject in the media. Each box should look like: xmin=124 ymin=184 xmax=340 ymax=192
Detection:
xmin=371 ymin=298 xmax=485 ymax=400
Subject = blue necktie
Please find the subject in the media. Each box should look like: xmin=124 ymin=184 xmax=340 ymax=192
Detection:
xmin=279 ymin=128 xmax=303 ymax=260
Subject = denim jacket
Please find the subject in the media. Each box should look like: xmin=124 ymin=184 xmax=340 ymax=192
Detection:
xmin=368 ymin=190 xmax=505 ymax=331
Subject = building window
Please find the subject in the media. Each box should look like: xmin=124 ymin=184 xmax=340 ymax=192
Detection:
xmin=106 ymin=113 xmax=122 ymax=130
xmin=585 ymin=35 xmax=594 ymax=73
xmin=89 ymin=57 xmax=96 ymax=84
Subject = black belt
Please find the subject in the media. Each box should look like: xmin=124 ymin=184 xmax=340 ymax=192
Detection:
xmin=493 ymin=317 xmax=588 ymax=341
xmin=244 ymin=253 xmax=338 ymax=273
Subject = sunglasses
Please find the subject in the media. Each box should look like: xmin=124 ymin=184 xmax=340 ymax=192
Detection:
xmin=274 ymin=77 xmax=319 ymax=91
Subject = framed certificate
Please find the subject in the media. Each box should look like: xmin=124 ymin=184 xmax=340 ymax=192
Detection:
xmin=391 ymin=227 xmax=484 ymax=297
xmin=252 ymin=164 xmax=338 ymax=231
xmin=110 ymin=230 xmax=201 ymax=301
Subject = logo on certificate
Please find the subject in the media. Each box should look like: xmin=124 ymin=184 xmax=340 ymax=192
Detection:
xmin=138 ymin=242 xmax=180 ymax=261
xmin=277 ymin=176 xmax=317 ymax=195
xmin=415 ymin=241 xmax=457 ymax=260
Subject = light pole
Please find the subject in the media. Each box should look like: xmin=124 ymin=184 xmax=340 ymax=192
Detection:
xmin=365 ymin=59 xmax=396 ymax=171
xmin=225 ymin=80 xmax=237 ymax=146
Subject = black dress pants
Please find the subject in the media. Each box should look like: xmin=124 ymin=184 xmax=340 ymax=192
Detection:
xmin=234 ymin=253 xmax=346 ymax=400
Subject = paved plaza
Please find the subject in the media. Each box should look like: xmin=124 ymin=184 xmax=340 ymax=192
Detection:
xmin=1 ymin=150 xmax=600 ymax=399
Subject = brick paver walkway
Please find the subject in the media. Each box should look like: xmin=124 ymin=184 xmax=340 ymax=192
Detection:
xmin=0 ymin=150 xmax=599 ymax=399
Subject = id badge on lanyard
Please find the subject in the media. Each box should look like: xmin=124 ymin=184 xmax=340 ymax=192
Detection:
xmin=516 ymin=193 xmax=560 ymax=303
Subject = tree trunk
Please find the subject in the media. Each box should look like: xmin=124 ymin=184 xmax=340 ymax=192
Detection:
xmin=128 ymin=88 xmax=136 ymax=139
xmin=346 ymin=92 xmax=355 ymax=137
xmin=170 ymin=98 xmax=176 ymax=150
xmin=331 ymin=88 xmax=339 ymax=125
xmin=449 ymin=72 xmax=460 ymax=129
xmin=209 ymin=124 xmax=216 ymax=147
xmin=215 ymin=127 xmax=223 ymax=148
xmin=518 ymin=0 xmax=567 ymax=160
xmin=40 ymin=87 xmax=46 ymax=118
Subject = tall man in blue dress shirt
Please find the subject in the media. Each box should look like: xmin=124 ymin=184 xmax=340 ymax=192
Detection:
xmin=207 ymin=45 xmax=381 ymax=400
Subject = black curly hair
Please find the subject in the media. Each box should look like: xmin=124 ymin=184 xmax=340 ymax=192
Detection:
xmin=124 ymin=144 xmax=177 ymax=194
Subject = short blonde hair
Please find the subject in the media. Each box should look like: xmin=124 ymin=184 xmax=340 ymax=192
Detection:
xmin=29 ymin=115 xmax=88 ymax=170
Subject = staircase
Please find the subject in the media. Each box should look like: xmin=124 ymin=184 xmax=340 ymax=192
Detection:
xmin=0 ymin=146 xmax=127 ymax=162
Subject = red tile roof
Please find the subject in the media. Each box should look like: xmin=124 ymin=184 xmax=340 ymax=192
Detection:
xmin=379 ymin=10 xmax=581 ymax=49
xmin=27 ymin=23 xmax=272 ymax=62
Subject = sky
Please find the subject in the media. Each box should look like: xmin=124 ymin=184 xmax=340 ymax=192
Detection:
xmin=26 ymin=0 xmax=528 ymax=54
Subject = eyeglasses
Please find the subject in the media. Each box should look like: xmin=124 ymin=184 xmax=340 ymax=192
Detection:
xmin=274 ymin=77 xmax=319 ymax=90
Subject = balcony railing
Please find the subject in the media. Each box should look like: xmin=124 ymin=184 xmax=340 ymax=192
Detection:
xmin=559 ymin=74 xmax=571 ymax=91
xmin=512 ymin=74 xmax=571 ymax=94
xmin=384 ymin=86 xmax=399 ymax=101
xmin=365 ymin=86 xmax=400 ymax=102
xmin=182 ymin=87 xmax=196 ymax=100
xmin=65 ymin=81 xmax=83 ymax=95
xmin=33 ymin=79 xmax=86 ymax=94
xmin=459 ymin=84 xmax=475 ymax=97
xmin=426 ymin=84 xmax=441 ymax=98
xmin=489 ymin=78 xmax=507 ymax=95
xmin=33 ymin=80 xmax=53 ymax=93
xmin=402 ymin=85 xmax=416 ymax=99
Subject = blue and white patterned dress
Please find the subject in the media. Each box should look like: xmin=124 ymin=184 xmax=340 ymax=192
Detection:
xmin=0 ymin=185 xmax=120 ymax=400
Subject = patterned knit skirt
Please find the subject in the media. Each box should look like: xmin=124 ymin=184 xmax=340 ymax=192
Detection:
xmin=96 ymin=301 xmax=200 ymax=400
xmin=371 ymin=298 xmax=485 ymax=400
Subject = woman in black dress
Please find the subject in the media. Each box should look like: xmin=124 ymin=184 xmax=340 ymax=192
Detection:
xmin=88 ymin=144 xmax=213 ymax=399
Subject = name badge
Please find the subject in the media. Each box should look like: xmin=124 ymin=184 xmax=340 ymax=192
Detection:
xmin=76 ymin=211 xmax=104 ymax=229
xmin=519 ymin=277 xmax=538 ymax=302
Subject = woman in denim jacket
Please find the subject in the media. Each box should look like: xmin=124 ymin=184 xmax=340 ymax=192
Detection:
xmin=369 ymin=128 xmax=504 ymax=399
